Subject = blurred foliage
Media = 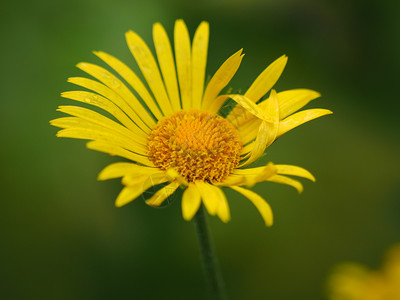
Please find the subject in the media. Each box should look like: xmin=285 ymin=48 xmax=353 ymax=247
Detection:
xmin=0 ymin=0 xmax=399 ymax=299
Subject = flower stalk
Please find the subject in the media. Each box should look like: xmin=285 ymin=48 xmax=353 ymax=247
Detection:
xmin=193 ymin=204 xmax=227 ymax=300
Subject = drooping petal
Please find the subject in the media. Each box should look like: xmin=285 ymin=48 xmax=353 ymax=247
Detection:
xmin=222 ymin=94 xmax=273 ymax=122
xmin=174 ymin=19 xmax=192 ymax=110
xmin=241 ymin=90 xmax=279 ymax=166
xmin=267 ymin=174 xmax=303 ymax=193
xmin=277 ymin=108 xmax=333 ymax=137
xmin=115 ymin=171 xmax=168 ymax=207
xmin=152 ymin=23 xmax=181 ymax=112
xmin=146 ymin=181 xmax=180 ymax=206
xmin=182 ymin=184 xmax=202 ymax=221
xmin=275 ymin=164 xmax=315 ymax=182
xmin=191 ymin=21 xmax=209 ymax=110
xmin=195 ymin=181 xmax=218 ymax=215
xmin=125 ymin=30 xmax=174 ymax=116
xmin=98 ymin=162 xmax=157 ymax=180
xmin=230 ymin=186 xmax=273 ymax=227
xmin=201 ymin=49 xmax=243 ymax=112
xmin=76 ymin=62 xmax=156 ymax=129
xmin=86 ymin=141 xmax=153 ymax=167
xmin=67 ymin=77 xmax=151 ymax=134
xmin=93 ymin=51 xmax=164 ymax=120
xmin=213 ymin=187 xmax=230 ymax=223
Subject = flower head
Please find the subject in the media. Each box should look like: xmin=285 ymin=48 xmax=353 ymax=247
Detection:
xmin=327 ymin=244 xmax=400 ymax=300
xmin=51 ymin=20 xmax=332 ymax=226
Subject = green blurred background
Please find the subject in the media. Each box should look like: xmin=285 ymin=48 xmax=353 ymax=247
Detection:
xmin=1 ymin=0 xmax=399 ymax=299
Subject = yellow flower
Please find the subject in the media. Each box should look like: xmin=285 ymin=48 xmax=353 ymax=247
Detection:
xmin=327 ymin=244 xmax=400 ymax=300
xmin=51 ymin=20 xmax=332 ymax=226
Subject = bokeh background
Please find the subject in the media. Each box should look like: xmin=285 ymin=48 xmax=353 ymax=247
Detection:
xmin=1 ymin=0 xmax=399 ymax=299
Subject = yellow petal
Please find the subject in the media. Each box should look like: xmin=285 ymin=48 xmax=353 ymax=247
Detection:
xmin=174 ymin=19 xmax=192 ymax=110
xmin=182 ymin=184 xmax=202 ymax=221
xmin=277 ymin=108 xmax=333 ymax=137
xmin=242 ymin=90 xmax=279 ymax=166
xmin=223 ymin=94 xmax=273 ymax=122
xmin=76 ymin=62 xmax=156 ymax=130
xmin=241 ymin=120 xmax=269 ymax=167
xmin=195 ymin=181 xmax=218 ymax=216
xmin=233 ymin=162 xmax=277 ymax=186
xmin=237 ymin=118 xmax=262 ymax=146
xmin=146 ymin=181 xmax=180 ymax=207
xmin=213 ymin=187 xmax=230 ymax=223
xmin=244 ymin=55 xmax=288 ymax=102
xmin=61 ymin=91 xmax=142 ymax=134
xmin=267 ymin=174 xmax=303 ymax=193
xmin=276 ymin=89 xmax=321 ymax=119
xmin=226 ymin=55 xmax=287 ymax=123
xmin=115 ymin=173 xmax=169 ymax=207
xmin=55 ymin=105 xmax=147 ymax=145
xmin=122 ymin=172 xmax=166 ymax=187
xmin=98 ymin=162 xmax=158 ymax=180
xmin=67 ymin=77 xmax=150 ymax=134
xmin=57 ymin=126 xmax=148 ymax=156
xmin=152 ymin=23 xmax=181 ymax=112
xmin=125 ymin=30 xmax=173 ymax=116
xmin=275 ymin=164 xmax=315 ymax=182
xmin=165 ymin=168 xmax=189 ymax=186
xmin=191 ymin=21 xmax=209 ymax=109
xmin=93 ymin=51 xmax=164 ymax=120
xmin=230 ymin=186 xmax=273 ymax=226
xmin=86 ymin=141 xmax=153 ymax=167
xmin=202 ymin=49 xmax=243 ymax=112
xmin=115 ymin=172 xmax=167 ymax=207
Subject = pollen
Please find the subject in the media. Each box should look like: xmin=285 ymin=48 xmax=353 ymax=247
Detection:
xmin=147 ymin=110 xmax=242 ymax=183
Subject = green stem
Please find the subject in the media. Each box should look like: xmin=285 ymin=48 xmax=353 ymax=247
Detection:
xmin=193 ymin=205 xmax=227 ymax=300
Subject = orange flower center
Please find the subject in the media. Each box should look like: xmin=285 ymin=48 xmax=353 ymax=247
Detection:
xmin=147 ymin=110 xmax=242 ymax=183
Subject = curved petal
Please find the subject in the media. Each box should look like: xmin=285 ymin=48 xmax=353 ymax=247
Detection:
xmin=227 ymin=55 xmax=287 ymax=122
xmin=152 ymin=23 xmax=181 ymax=112
xmin=125 ymin=30 xmax=173 ymax=116
xmin=267 ymin=174 xmax=303 ymax=193
xmin=201 ymin=49 xmax=243 ymax=112
xmin=275 ymin=164 xmax=315 ymax=182
xmin=241 ymin=90 xmax=279 ymax=166
xmin=182 ymin=184 xmax=202 ymax=221
xmin=213 ymin=187 xmax=230 ymax=223
xmin=277 ymin=108 xmax=332 ymax=137
xmin=276 ymin=89 xmax=321 ymax=119
xmin=93 ymin=51 xmax=164 ymax=120
xmin=174 ymin=19 xmax=192 ymax=110
xmin=230 ymin=186 xmax=273 ymax=227
xmin=191 ymin=21 xmax=209 ymax=109
xmin=115 ymin=173 xmax=169 ymax=207
xmin=146 ymin=181 xmax=180 ymax=207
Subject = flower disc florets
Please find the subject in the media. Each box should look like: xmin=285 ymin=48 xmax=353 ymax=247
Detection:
xmin=147 ymin=110 xmax=242 ymax=183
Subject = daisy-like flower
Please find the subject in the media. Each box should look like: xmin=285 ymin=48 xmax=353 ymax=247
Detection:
xmin=51 ymin=20 xmax=332 ymax=226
